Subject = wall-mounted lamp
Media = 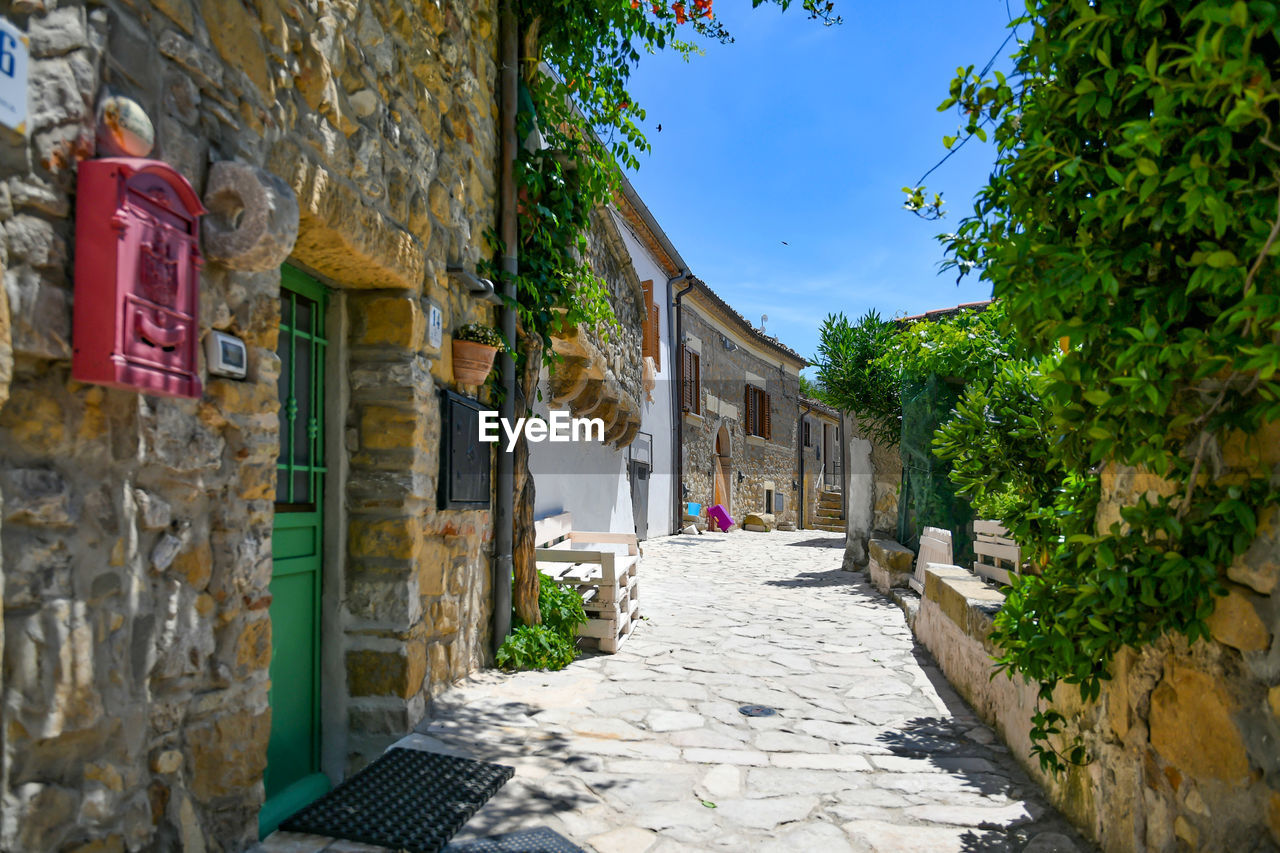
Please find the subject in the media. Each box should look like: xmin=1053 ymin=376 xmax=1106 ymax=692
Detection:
xmin=737 ymin=471 xmax=744 ymax=483
xmin=448 ymin=267 xmax=503 ymax=306
xmin=721 ymin=334 xmax=737 ymax=352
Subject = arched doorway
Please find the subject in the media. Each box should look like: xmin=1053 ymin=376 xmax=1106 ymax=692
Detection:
xmin=713 ymin=425 xmax=731 ymax=517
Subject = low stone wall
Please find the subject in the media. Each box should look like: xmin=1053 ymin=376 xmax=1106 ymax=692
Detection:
xmin=914 ymin=563 xmax=1280 ymax=851
xmin=867 ymin=537 xmax=913 ymax=594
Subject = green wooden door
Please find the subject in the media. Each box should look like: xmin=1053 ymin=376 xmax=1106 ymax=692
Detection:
xmin=261 ymin=267 xmax=330 ymax=837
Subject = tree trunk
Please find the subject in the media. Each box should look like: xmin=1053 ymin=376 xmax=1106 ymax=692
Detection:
xmin=511 ymin=334 xmax=544 ymax=626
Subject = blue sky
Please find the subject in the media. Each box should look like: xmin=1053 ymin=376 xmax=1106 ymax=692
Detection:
xmin=622 ymin=0 xmax=1017 ymax=368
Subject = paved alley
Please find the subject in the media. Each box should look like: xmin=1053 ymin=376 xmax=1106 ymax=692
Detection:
xmin=271 ymin=529 xmax=1088 ymax=853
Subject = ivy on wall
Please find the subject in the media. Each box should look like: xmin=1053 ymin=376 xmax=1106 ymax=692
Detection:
xmin=908 ymin=0 xmax=1280 ymax=772
xmin=504 ymin=0 xmax=841 ymax=362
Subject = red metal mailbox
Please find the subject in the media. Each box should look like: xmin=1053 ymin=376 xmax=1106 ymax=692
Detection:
xmin=73 ymin=158 xmax=206 ymax=398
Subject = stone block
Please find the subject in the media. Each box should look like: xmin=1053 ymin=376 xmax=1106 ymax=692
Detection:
xmin=152 ymin=0 xmax=194 ymax=33
xmin=350 ymin=516 xmax=424 ymax=562
xmin=346 ymin=572 xmax=421 ymax=629
xmin=202 ymin=162 xmax=299 ymax=271
xmin=5 ymin=267 xmax=71 ymax=359
xmin=2 ymin=468 xmax=74 ymax=526
xmin=133 ymin=489 xmax=172 ymax=530
xmin=347 ymin=644 xmax=426 ymax=699
xmin=360 ymin=404 xmax=421 ymax=450
xmin=429 ymin=599 xmax=459 ymax=636
xmin=200 ymin=0 xmax=273 ymax=99
xmin=157 ymin=31 xmax=223 ymax=90
xmin=1228 ymin=505 xmax=1279 ymax=595
xmin=868 ymin=538 xmax=914 ymax=594
xmin=171 ymin=541 xmax=213 ymax=590
xmin=29 ymin=7 xmax=87 ymax=57
xmin=235 ymin=615 xmax=272 ymax=674
xmin=869 ymin=538 xmax=913 ymax=573
xmin=923 ymin=564 xmax=1004 ymax=644
xmin=11 ymin=782 xmax=78 ymax=851
xmin=1149 ymin=663 xmax=1250 ymax=782
xmin=1205 ymin=583 xmax=1270 ymax=652
xmin=187 ymin=709 xmax=269 ymax=801
xmin=742 ymin=513 xmax=772 ymax=532
xmin=352 ymin=295 xmax=424 ymax=349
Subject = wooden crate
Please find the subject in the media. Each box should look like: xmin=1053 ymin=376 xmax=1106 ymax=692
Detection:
xmin=910 ymin=526 xmax=953 ymax=594
xmin=973 ymin=519 xmax=1021 ymax=584
xmin=534 ymin=512 xmax=641 ymax=654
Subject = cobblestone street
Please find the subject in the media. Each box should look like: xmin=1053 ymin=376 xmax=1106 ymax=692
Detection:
xmin=270 ymin=529 xmax=1087 ymax=852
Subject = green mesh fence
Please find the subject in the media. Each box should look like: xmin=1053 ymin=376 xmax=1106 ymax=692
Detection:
xmin=896 ymin=375 xmax=973 ymax=566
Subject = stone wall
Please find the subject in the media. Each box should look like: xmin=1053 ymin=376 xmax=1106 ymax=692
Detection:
xmin=680 ymin=303 xmax=802 ymax=527
xmin=544 ymin=206 xmax=646 ymax=449
xmin=0 ymin=0 xmax=500 ymax=848
xmin=842 ymin=415 xmax=900 ymax=569
xmin=911 ymin=437 xmax=1280 ymax=852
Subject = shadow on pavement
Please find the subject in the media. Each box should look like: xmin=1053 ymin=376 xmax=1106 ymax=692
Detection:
xmin=785 ymin=536 xmax=847 ymax=548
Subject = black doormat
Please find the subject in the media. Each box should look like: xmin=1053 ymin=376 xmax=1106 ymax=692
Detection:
xmin=279 ymin=748 xmax=515 ymax=853
xmin=444 ymin=828 xmax=585 ymax=853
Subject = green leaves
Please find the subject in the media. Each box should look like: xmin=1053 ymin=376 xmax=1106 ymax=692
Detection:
xmin=929 ymin=0 xmax=1280 ymax=775
xmin=495 ymin=574 xmax=588 ymax=672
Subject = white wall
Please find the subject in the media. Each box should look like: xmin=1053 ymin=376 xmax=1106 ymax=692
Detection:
xmin=613 ymin=209 xmax=676 ymax=538
xmin=528 ymin=387 xmax=635 ymax=535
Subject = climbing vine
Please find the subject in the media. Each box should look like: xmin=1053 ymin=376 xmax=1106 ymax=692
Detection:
xmin=503 ymin=0 xmax=842 ymax=362
xmin=910 ymin=0 xmax=1280 ymax=773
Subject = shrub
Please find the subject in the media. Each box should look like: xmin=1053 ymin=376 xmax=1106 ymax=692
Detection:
xmin=495 ymin=574 xmax=587 ymax=671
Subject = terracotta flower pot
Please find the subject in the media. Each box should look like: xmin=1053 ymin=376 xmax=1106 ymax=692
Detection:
xmin=452 ymin=339 xmax=498 ymax=386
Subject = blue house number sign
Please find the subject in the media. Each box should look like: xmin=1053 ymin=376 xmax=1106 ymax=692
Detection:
xmin=0 ymin=19 xmax=28 ymax=134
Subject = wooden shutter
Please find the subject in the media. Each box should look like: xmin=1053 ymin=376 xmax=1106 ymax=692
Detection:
xmin=744 ymin=385 xmax=754 ymax=435
xmin=691 ymin=352 xmax=699 ymax=414
xmin=649 ymin=301 xmax=660 ymax=370
xmin=681 ymin=347 xmax=699 ymax=414
xmin=763 ymin=391 xmax=772 ymax=440
xmin=641 ymin=280 xmax=659 ymax=368
xmin=680 ymin=346 xmax=691 ymax=411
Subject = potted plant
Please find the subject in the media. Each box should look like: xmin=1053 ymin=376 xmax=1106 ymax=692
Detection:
xmin=452 ymin=323 xmax=504 ymax=385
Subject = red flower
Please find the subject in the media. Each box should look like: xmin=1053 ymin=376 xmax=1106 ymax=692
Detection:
xmin=673 ymin=1 xmax=687 ymax=23
xmin=693 ymin=0 xmax=712 ymax=16
xmin=651 ymin=2 xmax=660 ymax=13
xmin=632 ymin=0 xmax=640 ymax=7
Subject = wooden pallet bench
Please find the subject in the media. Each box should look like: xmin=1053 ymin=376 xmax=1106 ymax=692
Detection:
xmin=973 ymin=519 xmax=1022 ymax=584
xmin=533 ymin=512 xmax=641 ymax=654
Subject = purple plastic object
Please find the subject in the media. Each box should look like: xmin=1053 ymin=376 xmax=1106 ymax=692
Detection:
xmin=707 ymin=504 xmax=734 ymax=531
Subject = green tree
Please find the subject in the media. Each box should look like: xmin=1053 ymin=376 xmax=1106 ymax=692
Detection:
xmin=812 ymin=310 xmax=901 ymax=445
xmin=912 ymin=0 xmax=1280 ymax=772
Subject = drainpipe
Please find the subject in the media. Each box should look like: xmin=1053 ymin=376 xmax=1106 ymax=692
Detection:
xmin=493 ymin=0 xmax=518 ymax=652
xmin=668 ymin=270 xmax=693 ymax=532
xmin=799 ymin=401 xmax=812 ymax=530
xmin=838 ymin=414 xmax=846 ymax=522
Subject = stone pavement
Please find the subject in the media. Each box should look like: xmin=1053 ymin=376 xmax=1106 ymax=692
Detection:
xmin=265 ymin=529 xmax=1089 ymax=853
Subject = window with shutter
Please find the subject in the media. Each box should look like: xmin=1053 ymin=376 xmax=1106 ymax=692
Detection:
xmin=744 ymin=386 xmax=770 ymax=438
xmin=681 ymin=346 xmax=699 ymax=414
xmin=641 ymin=280 xmax=659 ymax=368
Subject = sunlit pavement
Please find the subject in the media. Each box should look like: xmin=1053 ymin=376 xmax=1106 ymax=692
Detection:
xmin=267 ymin=528 xmax=1089 ymax=853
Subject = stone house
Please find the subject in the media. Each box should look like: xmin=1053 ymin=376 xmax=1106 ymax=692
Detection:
xmin=676 ymin=279 xmax=805 ymax=528
xmin=529 ymin=173 xmax=682 ymax=541
xmin=0 ymin=0 xmax=511 ymax=848
xmin=798 ymin=395 xmax=842 ymax=531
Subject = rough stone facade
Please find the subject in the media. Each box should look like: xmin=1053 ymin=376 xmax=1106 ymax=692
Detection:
xmin=798 ymin=400 xmax=840 ymax=530
xmin=544 ymin=206 xmax=645 ymax=448
xmin=0 ymin=0 xmax=500 ymax=848
xmin=911 ymin=429 xmax=1280 ymax=851
xmin=679 ymin=285 xmax=805 ymax=528
xmin=842 ymin=415 xmax=901 ymax=569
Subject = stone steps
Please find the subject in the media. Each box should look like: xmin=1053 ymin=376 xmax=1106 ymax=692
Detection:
xmin=812 ymin=521 xmax=845 ymax=533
